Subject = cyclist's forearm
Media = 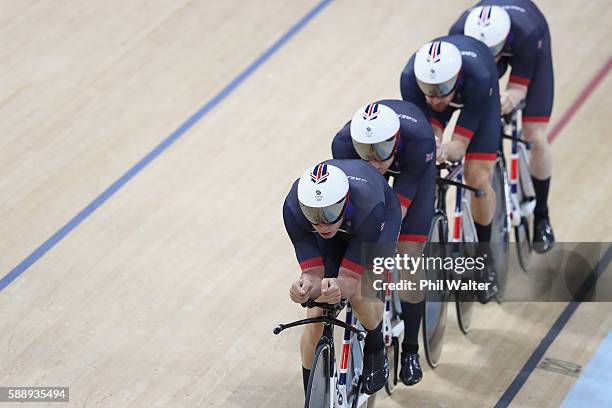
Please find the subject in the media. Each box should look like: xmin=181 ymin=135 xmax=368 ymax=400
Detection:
xmin=443 ymin=139 xmax=468 ymax=162
xmin=505 ymin=82 xmax=527 ymax=101
xmin=336 ymin=269 xmax=360 ymax=299
xmin=502 ymin=83 xmax=528 ymax=114
xmin=301 ymin=270 xmax=323 ymax=298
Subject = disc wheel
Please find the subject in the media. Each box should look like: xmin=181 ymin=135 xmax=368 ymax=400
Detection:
xmin=422 ymin=213 xmax=449 ymax=368
xmin=515 ymin=216 xmax=532 ymax=272
xmin=305 ymin=343 xmax=332 ymax=408
xmin=490 ymin=158 xmax=511 ymax=301
xmin=385 ymin=337 xmax=400 ymax=395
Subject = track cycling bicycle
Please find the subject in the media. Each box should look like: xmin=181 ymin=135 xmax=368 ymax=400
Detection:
xmin=273 ymin=300 xmax=375 ymax=408
xmin=420 ymin=161 xmax=484 ymax=367
xmin=500 ymin=102 xmax=536 ymax=272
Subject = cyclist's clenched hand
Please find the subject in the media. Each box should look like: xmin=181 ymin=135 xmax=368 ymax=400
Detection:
xmin=290 ymin=278 xmax=315 ymax=303
xmin=316 ymin=278 xmax=341 ymax=304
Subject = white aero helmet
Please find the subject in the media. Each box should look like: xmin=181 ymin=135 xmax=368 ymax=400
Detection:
xmin=297 ymin=163 xmax=349 ymax=225
xmin=350 ymin=103 xmax=400 ymax=161
xmin=464 ymin=5 xmax=511 ymax=56
xmin=414 ymin=41 xmax=462 ymax=97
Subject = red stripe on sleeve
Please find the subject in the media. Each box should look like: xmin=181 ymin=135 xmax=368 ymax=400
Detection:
xmin=299 ymin=257 xmax=323 ymax=271
xmin=399 ymin=234 xmax=428 ymax=242
xmin=341 ymin=258 xmax=364 ymax=275
xmin=430 ymin=118 xmax=444 ymax=130
xmin=465 ymin=152 xmax=497 ymax=161
xmin=523 ymin=116 xmax=550 ymax=123
xmin=396 ymin=193 xmax=412 ymax=209
xmin=454 ymin=125 xmax=474 ymax=139
xmin=509 ymin=75 xmax=530 ymax=86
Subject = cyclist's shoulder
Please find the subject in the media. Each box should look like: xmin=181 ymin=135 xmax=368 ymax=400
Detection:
xmin=332 ymin=121 xmax=352 ymax=147
xmin=283 ymin=179 xmax=300 ymax=213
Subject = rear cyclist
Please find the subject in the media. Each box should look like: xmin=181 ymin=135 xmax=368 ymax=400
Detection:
xmin=331 ymin=101 xmax=436 ymax=386
xmin=400 ymin=36 xmax=501 ymax=301
xmin=449 ymin=1 xmax=556 ymax=251
xmin=283 ymin=160 xmax=402 ymax=397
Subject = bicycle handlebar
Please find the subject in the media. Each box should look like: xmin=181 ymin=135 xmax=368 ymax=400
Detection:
xmin=273 ymin=299 xmax=366 ymax=340
xmin=436 ymin=177 xmax=484 ymax=197
xmin=301 ymin=299 xmax=347 ymax=311
xmin=436 ymin=161 xmax=461 ymax=172
xmin=502 ymin=134 xmax=530 ymax=147
xmin=436 ymin=161 xmax=484 ymax=197
xmin=502 ymin=100 xmax=527 ymax=124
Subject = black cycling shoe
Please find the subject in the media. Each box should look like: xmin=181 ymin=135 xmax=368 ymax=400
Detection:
xmin=399 ymin=352 xmax=422 ymax=386
xmin=533 ymin=218 xmax=555 ymax=253
xmin=361 ymin=348 xmax=389 ymax=395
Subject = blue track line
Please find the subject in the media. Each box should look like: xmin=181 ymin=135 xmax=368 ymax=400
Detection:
xmin=0 ymin=0 xmax=333 ymax=292
xmin=494 ymin=246 xmax=612 ymax=407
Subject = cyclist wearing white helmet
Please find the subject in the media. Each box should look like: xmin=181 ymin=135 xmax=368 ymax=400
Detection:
xmin=332 ymin=100 xmax=436 ymax=386
xmin=283 ymin=159 xmax=402 ymax=396
xmin=401 ymin=35 xmax=501 ymax=302
xmin=450 ymin=0 xmax=555 ymax=252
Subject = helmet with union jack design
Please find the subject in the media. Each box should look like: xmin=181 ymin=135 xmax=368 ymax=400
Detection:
xmin=350 ymin=103 xmax=400 ymax=162
xmin=414 ymin=40 xmax=462 ymax=97
xmin=297 ymin=163 xmax=349 ymax=225
xmin=464 ymin=5 xmax=511 ymax=56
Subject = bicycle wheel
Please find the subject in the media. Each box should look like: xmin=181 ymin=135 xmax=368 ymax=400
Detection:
xmin=422 ymin=213 xmax=449 ymax=368
xmin=305 ymin=342 xmax=333 ymax=408
xmin=515 ymin=217 xmax=531 ymax=272
xmin=385 ymin=276 xmax=403 ymax=396
xmin=385 ymin=336 xmax=400 ymax=395
xmin=347 ymin=320 xmax=364 ymax=405
xmin=490 ymin=157 xmax=510 ymax=301
xmin=515 ymin=144 xmax=534 ymax=272
xmin=455 ymin=207 xmax=476 ymax=334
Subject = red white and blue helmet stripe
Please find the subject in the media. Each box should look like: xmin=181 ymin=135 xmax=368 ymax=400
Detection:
xmin=362 ymin=103 xmax=380 ymax=121
xmin=427 ymin=41 xmax=442 ymax=63
xmin=310 ymin=163 xmax=329 ymax=184
xmin=478 ymin=6 xmax=493 ymax=26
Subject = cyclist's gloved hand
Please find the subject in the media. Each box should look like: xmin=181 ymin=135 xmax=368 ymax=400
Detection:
xmin=315 ymin=278 xmax=341 ymax=304
xmin=500 ymin=92 xmax=514 ymax=115
xmin=290 ymin=278 xmax=314 ymax=304
xmin=500 ymin=87 xmax=526 ymax=115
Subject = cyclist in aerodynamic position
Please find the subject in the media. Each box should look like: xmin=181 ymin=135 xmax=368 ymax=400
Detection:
xmin=283 ymin=159 xmax=402 ymax=396
xmin=331 ymin=101 xmax=436 ymax=385
xmin=401 ymin=35 xmax=501 ymax=301
xmin=449 ymin=0 xmax=556 ymax=252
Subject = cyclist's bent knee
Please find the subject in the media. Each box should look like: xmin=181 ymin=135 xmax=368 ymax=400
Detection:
xmin=300 ymin=308 xmax=324 ymax=367
xmin=523 ymin=122 xmax=548 ymax=144
xmin=303 ymin=307 xmax=323 ymax=340
xmin=464 ymin=161 xmax=494 ymax=192
xmin=351 ymin=294 xmax=383 ymax=330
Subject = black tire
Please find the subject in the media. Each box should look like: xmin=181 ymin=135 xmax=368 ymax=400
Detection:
xmin=456 ymin=209 xmax=476 ymax=335
xmin=346 ymin=329 xmax=362 ymax=406
xmin=305 ymin=342 xmax=333 ymax=408
xmin=490 ymin=158 xmax=510 ymax=301
xmin=422 ymin=213 xmax=449 ymax=368
xmin=515 ymin=153 xmax=534 ymax=272
xmin=515 ymin=217 xmax=532 ymax=272
xmin=456 ymin=297 xmax=474 ymax=334
xmin=385 ymin=337 xmax=400 ymax=395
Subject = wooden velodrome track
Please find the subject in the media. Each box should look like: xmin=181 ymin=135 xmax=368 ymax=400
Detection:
xmin=1 ymin=0 xmax=611 ymax=407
